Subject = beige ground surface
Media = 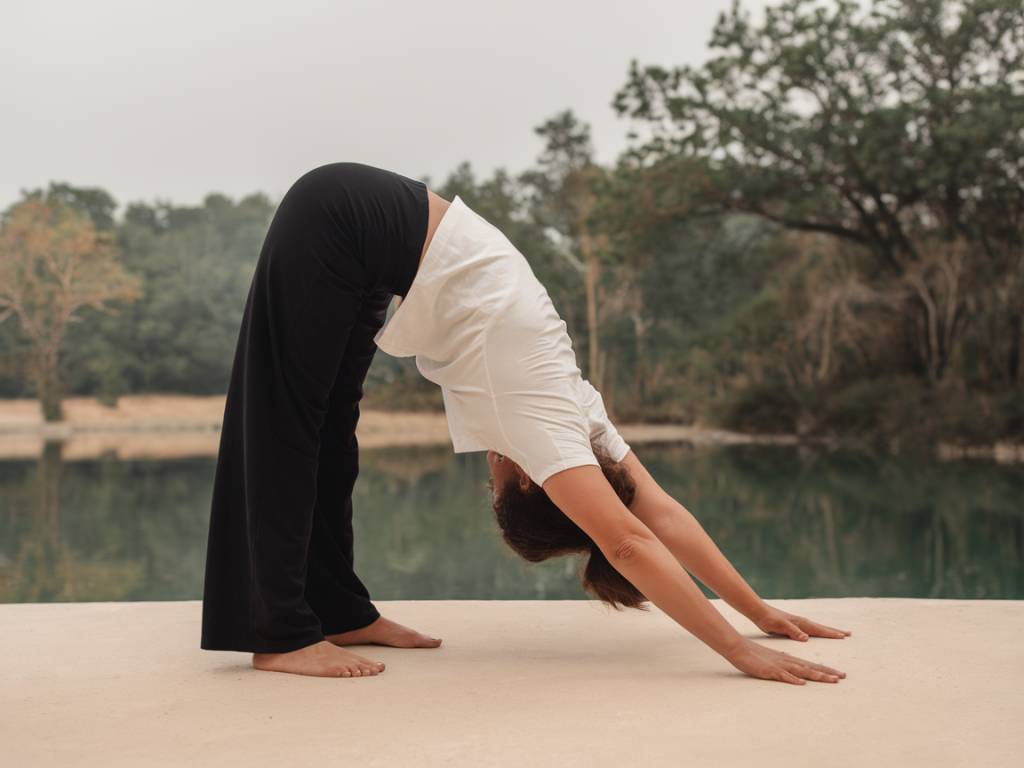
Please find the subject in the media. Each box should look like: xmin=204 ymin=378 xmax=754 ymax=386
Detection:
xmin=1 ymin=597 xmax=1021 ymax=767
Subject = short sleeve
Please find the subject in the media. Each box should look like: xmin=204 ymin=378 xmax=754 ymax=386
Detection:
xmin=489 ymin=381 xmax=600 ymax=487
xmin=482 ymin=310 xmax=601 ymax=487
xmin=578 ymin=377 xmax=631 ymax=462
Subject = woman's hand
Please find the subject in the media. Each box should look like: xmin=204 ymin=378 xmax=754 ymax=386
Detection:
xmin=750 ymin=604 xmax=852 ymax=642
xmin=724 ymin=637 xmax=846 ymax=685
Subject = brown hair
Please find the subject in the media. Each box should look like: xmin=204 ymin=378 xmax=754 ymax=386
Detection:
xmin=491 ymin=444 xmax=648 ymax=611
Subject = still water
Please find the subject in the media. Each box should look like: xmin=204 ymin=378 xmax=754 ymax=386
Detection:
xmin=0 ymin=441 xmax=1021 ymax=603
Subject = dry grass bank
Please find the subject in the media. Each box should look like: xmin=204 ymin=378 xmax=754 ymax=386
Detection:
xmin=2 ymin=394 xmax=1017 ymax=462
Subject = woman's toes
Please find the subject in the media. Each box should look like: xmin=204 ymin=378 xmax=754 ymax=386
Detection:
xmin=355 ymin=654 xmax=385 ymax=670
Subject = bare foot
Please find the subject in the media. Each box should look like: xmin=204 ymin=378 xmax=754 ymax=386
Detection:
xmin=252 ymin=640 xmax=385 ymax=678
xmin=325 ymin=615 xmax=442 ymax=649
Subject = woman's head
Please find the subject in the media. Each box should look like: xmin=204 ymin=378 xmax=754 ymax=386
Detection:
xmin=486 ymin=445 xmax=647 ymax=611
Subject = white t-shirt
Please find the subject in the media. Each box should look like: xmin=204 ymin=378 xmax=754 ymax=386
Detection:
xmin=373 ymin=194 xmax=631 ymax=486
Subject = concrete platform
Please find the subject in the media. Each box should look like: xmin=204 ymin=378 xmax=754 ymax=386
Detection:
xmin=1 ymin=598 xmax=1021 ymax=767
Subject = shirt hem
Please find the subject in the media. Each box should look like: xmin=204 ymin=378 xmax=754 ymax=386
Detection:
xmin=533 ymin=455 xmax=601 ymax=488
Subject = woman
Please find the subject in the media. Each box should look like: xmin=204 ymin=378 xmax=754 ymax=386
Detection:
xmin=202 ymin=161 xmax=851 ymax=684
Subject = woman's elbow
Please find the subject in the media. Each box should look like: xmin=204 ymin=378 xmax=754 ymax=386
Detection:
xmin=609 ymin=532 xmax=656 ymax=563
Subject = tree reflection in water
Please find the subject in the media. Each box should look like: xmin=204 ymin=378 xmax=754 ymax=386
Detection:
xmin=0 ymin=441 xmax=1020 ymax=603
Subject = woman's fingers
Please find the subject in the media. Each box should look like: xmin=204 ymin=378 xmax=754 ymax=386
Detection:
xmin=779 ymin=660 xmax=837 ymax=683
xmin=783 ymin=621 xmax=809 ymax=640
xmin=791 ymin=664 xmax=841 ymax=683
xmin=794 ymin=657 xmax=845 ymax=677
xmin=778 ymin=669 xmax=805 ymax=685
xmin=778 ymin=652 xmax=846 ymax=678
xmin=806 ymin=670 xmax=839 ymax=683
xmin=797 ymin=618 xmax=851 ymax=638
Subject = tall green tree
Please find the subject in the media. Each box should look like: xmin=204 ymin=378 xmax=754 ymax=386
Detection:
xmin=521 ymin=110 xmax=614 ymax=392
xmin=62 ymin=193 xmax=276 ymax=400
xmin=613 ymin=0 xmax=1024 ymax=385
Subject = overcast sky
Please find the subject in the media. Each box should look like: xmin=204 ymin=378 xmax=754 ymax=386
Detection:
xmin=2 ymin=0 xmax=773 ymax=214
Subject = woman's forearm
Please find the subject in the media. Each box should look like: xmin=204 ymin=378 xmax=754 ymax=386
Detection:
xmin=619 ymin=452 xmax=766 ymax=622
xmin=542 ymin=462 xmax=747 ymax=659
xmin=647 ymin=498 xmax=766 ymax=621
xmin=607 ymin=533 xmax=746 ymax=659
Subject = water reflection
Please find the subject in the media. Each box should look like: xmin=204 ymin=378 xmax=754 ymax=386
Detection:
xmin=0 ymin=441 xmax=1021 ymax=603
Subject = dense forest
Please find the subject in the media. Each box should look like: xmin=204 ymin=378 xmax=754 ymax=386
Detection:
xmin=0 ymin=0 xmax=1021 ymax=450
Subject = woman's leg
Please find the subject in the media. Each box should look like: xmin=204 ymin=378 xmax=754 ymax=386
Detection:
xmin=201 ymin=231 xmax=373 ymax=654
xmin=303 ymin=286 xmax=391 ymax=634
xmin=302 ymin=284 xmax=445 ymax=650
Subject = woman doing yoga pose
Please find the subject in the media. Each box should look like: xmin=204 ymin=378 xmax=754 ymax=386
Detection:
xmin=200 ymin=161 xmax=851 ymax=683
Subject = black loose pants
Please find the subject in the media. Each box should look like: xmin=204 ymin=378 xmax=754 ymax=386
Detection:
xmin=200 ymin=162 xmax=428 ymax=653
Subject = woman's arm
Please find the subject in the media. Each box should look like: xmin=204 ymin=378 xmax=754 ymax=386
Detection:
xmin=543 ymin=463 xmax=848 ymax=684
xmin=618 ymin=449 xmax=768 ymax=622
xmin=617 ymin=449 xmax=851 ymax=641
xmin=542 ymin=463 xmax=746 ymax=658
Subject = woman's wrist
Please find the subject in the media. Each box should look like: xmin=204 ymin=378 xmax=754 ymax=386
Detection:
xmin=719 ymin=593 xmax=768 ymax=625
xmin=716 ymin=631 xmax=750 ymax=661
xmin=740 ymin=597 xmax=769 ymax=623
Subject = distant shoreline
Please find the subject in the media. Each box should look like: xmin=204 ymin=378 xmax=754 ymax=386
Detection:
xmin=0 ymin=394 xmax=1020 ymax=463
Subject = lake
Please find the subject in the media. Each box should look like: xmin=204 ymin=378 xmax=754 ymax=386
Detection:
xmin=0 ymin=441 xmax=1021 ymax=603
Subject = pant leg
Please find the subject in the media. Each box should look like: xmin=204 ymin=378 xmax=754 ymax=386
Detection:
xmin=303 ymin=286 xmax=392 ymax=635
xmin=201 ymin=233 xmax=371 ymax=653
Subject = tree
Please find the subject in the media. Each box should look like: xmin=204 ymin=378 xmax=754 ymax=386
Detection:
xmin=613 ymin=0 xmax=1024 ymax=384
xmin=0 ymin=195 xmax=142 ymax=420
xmin=42 ymin=182 xmax=118 ymax=232
xmin=521 ymin=110 xmax=612 ymax=392
xmin=65 ymin=193 xmax=274 ymax=398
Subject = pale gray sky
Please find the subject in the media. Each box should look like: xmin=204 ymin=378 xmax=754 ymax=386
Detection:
xmin=2 ymin=0 xmax=772 ymax=213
